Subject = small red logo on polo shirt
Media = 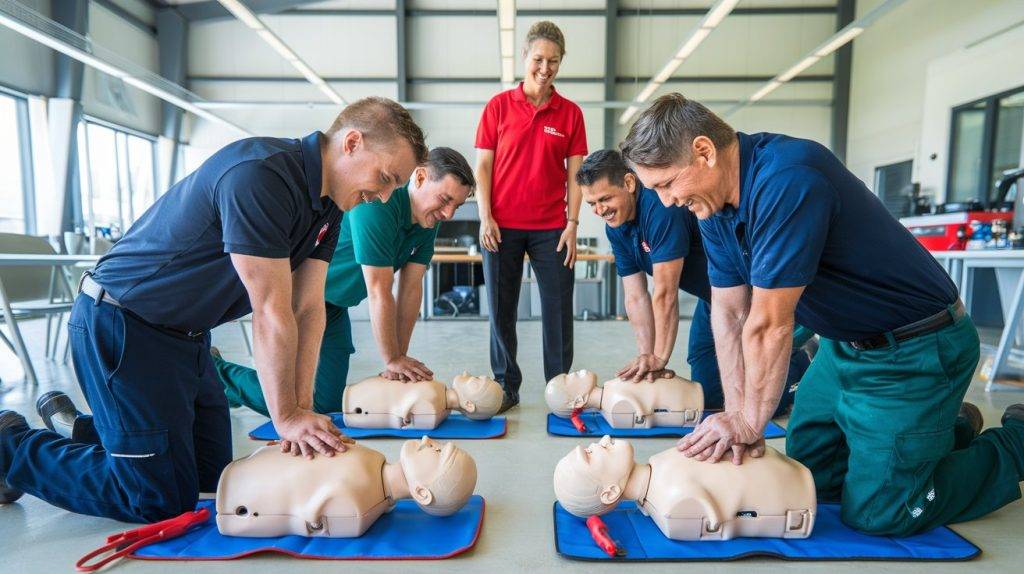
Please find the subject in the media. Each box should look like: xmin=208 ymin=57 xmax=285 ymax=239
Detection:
xmin=315 ymin=223 xmax=329 ymax=246
xmin=641 ymin=240 xmax=651 ymax=253
xmin=543 ymin=126 xmax=566 ymax=138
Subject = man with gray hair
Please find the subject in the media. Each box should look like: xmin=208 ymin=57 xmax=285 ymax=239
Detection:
xmin=620 ymin=92 xmax=1024 ymax=537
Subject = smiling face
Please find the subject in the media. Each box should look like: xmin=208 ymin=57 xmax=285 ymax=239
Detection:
xmin=582 ymin=173 xmax=638 ymax=228
xmin=326 ymin=130 xmax=418 ymax=211
xmin=631 ymin=136 xmax=729 ymax=220
xmin=553 ymin=436 xmax=636 ymax=517
xmin=524 ymin=38 xmax=562 ymax=92
xmin=409 ymin=169 xmax=472 ymax=228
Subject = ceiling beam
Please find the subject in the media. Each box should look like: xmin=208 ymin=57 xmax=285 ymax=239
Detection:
xmin=178 ymin=0 xmax=323 ymax=22
xmin=279 ymin=6 xmax=836 ymax=18
xmin=189 ymin=74 xmax=835 ymax=84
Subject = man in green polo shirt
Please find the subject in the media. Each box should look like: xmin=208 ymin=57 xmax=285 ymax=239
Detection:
xmin=213 ymin=147 xmax=476 ymax=415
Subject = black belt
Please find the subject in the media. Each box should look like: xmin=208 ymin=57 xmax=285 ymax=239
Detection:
xmin=849 ymin=300 xmax=966 ymax=351
xmin=79 ymin=273 xmax=205 ymax=339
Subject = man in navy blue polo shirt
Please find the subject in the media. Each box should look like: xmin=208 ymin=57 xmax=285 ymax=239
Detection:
xmin=0 ymin=97 xmax=428 ymax=522
xmin=621 ymin=93 xmax=1024 ymax=537
xmin=577 ymin=149 xmax=809 ymax=415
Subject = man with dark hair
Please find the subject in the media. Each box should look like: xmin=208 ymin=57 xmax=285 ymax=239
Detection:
xmin=621 ymin=92 xmax=1024 ymax=537
xmin=0 ymin=98 xmax=426 ymax=521
xmin=213 ymin=147 xmax=476 ymax=415
xmin=577 ymin=149 xmax=810 ymax=415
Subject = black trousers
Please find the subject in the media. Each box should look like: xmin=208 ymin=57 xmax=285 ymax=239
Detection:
xmin=483 ymin=227 xmax=574 ymax=396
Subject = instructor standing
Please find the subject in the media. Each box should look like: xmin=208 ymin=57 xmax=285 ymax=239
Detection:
xmin=475 ymin=21 xmax=588 ymax=412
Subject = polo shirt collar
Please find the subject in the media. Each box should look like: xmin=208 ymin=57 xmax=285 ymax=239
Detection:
xmin=301 ymin=131 xmax=326 ymax=212
xmin=511 ymin=82 xmax=563 ymax=110
xmin=715 ymin=131 xmax=752 ymax=223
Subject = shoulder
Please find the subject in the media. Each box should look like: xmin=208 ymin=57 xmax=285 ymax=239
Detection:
xmin=485 ymin=89 xmax=515 ymax=109
xmin=750 ymin=133 xmax=840 ymax=188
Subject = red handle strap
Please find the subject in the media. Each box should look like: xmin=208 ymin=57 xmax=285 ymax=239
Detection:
xmin=586 ymin=515 xmax=624 ymax=558
xmin=570 ymin=408 xmax=588 ymax=433
xmin=76 ymin=508 xmax=210 ymax=572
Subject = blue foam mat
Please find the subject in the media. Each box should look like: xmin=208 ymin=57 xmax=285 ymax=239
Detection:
xmin=553 ymin=501 xmax=979 ymax=561
xmin=249 ymin=413 xmax=507 ymax=440
xmin=547 ymin=412 xmax=786 ymax=439
xmin=131 ymin=496 xmax=485 ymax=561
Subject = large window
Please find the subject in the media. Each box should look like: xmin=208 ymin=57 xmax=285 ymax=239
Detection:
xmin=947 ymin=85 xmax=1024 ymax=206
xmin=77 ymin=121 xmax=156 ymax=238
xmin=0 ymin=93 xmax=29 ymax=233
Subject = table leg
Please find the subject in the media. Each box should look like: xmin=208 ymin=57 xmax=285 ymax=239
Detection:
xmin=0 ymin=277 xmax=39 ymax=386
xmin=988 ymin=268 xmax=1024 ymax=391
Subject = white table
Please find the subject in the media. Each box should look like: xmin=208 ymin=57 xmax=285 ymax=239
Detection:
xmin=0 ymin=254 xmax=101 ymax=385
xmin=931 ymin=250 xmax=1024 ymax=390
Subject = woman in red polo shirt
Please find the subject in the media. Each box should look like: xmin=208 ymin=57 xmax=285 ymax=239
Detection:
xmin=475 ymin=21 xmax=588 ymax=413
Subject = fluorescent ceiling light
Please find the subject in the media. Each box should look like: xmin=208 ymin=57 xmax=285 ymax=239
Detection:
xmin=675 ymin=27 xmax=712 ymax=60
xmin=636 ymin=83 xmax=659 ymax=103
xmin=497 ymin=1 xmax=516 ymax=87
xmin=502 ymin=58 xmax=515 ymax=85
xmin=216 ymin=0 xmax=346 ymax=105
xmin=815 ymin=26 xmax=864 ymax=57
xmin=749 ymin=81 xmax=781 ymax=102
xmin=500 ymin=30 xmax=515 ymax=58
xmin=777 ymin=55 xmax=820 ymax=83
xmin=704 ymin=0 xmax=741 ymax=28
xmin=498 ymin=0 xmax=515 ymax=30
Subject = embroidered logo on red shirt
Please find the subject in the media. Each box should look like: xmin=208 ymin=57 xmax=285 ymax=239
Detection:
xmin=543 ymin=126 xmax=566 ymax=138
xmin=315 ymin=223 xmax=329 ymax=247
xmin=641 ymin=240 xmax=651 ymax=253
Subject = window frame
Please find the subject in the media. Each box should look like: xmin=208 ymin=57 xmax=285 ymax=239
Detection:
xmin=0 ymin=84 xmax=36 ymax=235
xmin=78 ymin=116 xmax=158 ymax=235
xmin=946 ymin=83 xmax=1024 ymax=207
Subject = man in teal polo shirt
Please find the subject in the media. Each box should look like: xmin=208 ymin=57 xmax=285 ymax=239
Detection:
xmin=214 ymin=147 xmax=476 ymax=415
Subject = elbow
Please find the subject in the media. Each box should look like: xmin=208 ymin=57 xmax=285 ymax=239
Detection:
xmin=742 ymin=315 xmax=794 ymax=347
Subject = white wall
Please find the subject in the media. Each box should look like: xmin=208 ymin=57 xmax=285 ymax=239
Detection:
xmin=846 ymin=0 xmax=1024 ymax=194
xmin=0 ymin=0 xmax=54 ymax=96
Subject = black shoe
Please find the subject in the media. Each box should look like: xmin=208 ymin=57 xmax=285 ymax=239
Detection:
xmin=959 ymin=402 xmax=984 ymax=436
xmin=1002 ymin=404 xmax=1024 ymax=426
xmin=36 ymin=391 xmax=81 ymax=440
xmin=497 ymin=393 xmax=520 ymax=415
xmin=0 ymin=410 xmax=27 ymax=504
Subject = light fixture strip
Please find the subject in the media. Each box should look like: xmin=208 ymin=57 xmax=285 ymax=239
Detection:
xmin=498 ymin=0 xmax=516 ymax=86
xmin=618 ymin=0 xmax=740 ymax=125
xmin=216 ymin=0 xmax=346 ymax=105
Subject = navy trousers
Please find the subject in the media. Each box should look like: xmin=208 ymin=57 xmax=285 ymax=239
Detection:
xmin=687 ymin=299 xmax=810 ymax=417
xmin=482 ymin=227 xmax=574 ymax=397
xmin=0 ymin=294 xmax=231 ymax=523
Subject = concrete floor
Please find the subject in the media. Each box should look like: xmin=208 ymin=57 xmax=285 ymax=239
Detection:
xmin=1 ymin=316 xmax=1022 ymax=573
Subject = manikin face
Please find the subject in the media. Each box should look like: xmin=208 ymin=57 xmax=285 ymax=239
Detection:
xmin=326 ymin=130 xmax=418 ymax=211
xmin=632 ymin=137 xmax=727 ymax=220
xmin=451 ymin=373 xmax=503 ymax=420
xmin=570 ymin=435 xmax=635 ymax=484
xmin=399 ymin=437 xmax=477 ymax=516
xmin=553 ymin=436 xmax=636 ymax=516
xmin=524 ymin=39 xmax=562 ymax=91
xmin=409 ymin=168 xmax=472 ymax=228
xmin=545 ymin=370 xmax=599 ymax=415
xmin=582 ymin=174 xmax=638 ymax=228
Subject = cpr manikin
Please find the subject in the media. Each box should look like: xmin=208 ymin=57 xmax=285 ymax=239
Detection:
xmin=545 ymin=370 xmax=704 ymax=428
xmin=553 ymin=436 xmax=816 ymax=541
xmin=342 ymin=372 xmax=504 ymax=429
xmin=217 ymin=437 xmax=477 ymax=538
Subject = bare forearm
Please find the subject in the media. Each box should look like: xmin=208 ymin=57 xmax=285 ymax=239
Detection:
xmin=368 ymin=289 xmax=402 ymax=362
xmin=475 ymin=165 xmax=493 ymax=217
xmin=625 ymin=293 xmax=655 ymax=355
xmin=565 ymin=178 xmax=582 ymax=220
xmin=292 ymin=304 xmax=325 ymax=409
xmin=741 ymin=319 xmax=794 ymax=430
xmin=651 ymin=289 xmax=679 ymax=362
xmin=251 ymin=309 xmax=300 ymax=419
xmin=395 ymin=278 xmax=422 ymax=355
xmin=710 ymin=301 xmax=748 ymax=411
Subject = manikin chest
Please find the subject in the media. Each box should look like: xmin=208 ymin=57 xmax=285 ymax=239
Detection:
xmin=342 ymin=378 xmax=450 ymax=429
xmin=599 ymin=378 xmax=703 ymax=429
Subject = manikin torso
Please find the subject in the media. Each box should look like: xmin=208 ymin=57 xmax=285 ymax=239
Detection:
xmin=598 ymin=377 xmax=703 ymax=428
xmin=216 ymin=444 xmax=393 ymax=538
xmin=342 ymin=378 xmax=452 ymax=429
xmin=637 ymin=446 xmax=815 ymax=540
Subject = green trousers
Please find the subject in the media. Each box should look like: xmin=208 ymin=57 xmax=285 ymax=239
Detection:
xmin=787 ymin=308 xmax=1024 ymax=536
xmin=214 ymin=303 xmax=355 ymax=417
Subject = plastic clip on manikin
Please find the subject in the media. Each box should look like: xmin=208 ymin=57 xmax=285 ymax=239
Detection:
xmin=586 ymin=515 xmax=625 ymax=557
xmin=75 ymin=508 xmax=211 ymax=572
xmin=570 ymin=408 xmax=588 ymax=433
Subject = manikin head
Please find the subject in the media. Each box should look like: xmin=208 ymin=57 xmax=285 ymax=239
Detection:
xmin=399 ymin=437 xmax=478 ymax=516
xmin=408 ymin=147 xmax=476 ymax=228
xmin=553 ymin=436 xmax=636 ymax=517
xmin=322 ymin=97 xmax=428 ymax=211
xmin=451 ymin=372 xmax=504 ymax=420
xmin=620 ymin=93 xmax=739 ymax=220
xmin=578 ymin=149 xmax=641 ymax=228
xmin=545 ymin=370 xmax=599 ymax=417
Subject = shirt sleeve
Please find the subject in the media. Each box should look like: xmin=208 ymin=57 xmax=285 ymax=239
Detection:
xmin=349 ymin=201 xmax=400 ymax=268
xmin=566 ymin=105 xmax=589 ymax=158
xmin=606 ymin=227 xmax=641 ymax=277
xmin=748 ymin=167 xmax=836 ymax=289
xmin=308 ymin=211 xmax=341 ymax=263
xmin=698 ymin=219 xmax=746 ymax=288
xmin=474 ymin=97 xmax=500 ymax=150
xmin=408 ymin=227 xmax=438 ymax=266
xmin=217 ymin=162 xmax=296 ymax=258
xmin=646 ymin=203 xmax=692 ymax=265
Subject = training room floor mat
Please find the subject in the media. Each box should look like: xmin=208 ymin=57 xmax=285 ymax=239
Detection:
xmin=553 ymin=501 xmax=979 ymax=561
xmin=249 ymin=413 xmax=507 ymax=440
xmin=547 ymin=412 xmax=786 ymax=439
xmin=130 ymin=496 xmax=485 ymax=561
